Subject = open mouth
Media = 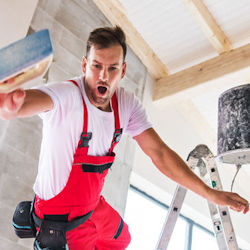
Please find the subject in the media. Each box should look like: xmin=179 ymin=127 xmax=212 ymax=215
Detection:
xmin=97 ymin=86 xmax=107 ymax=95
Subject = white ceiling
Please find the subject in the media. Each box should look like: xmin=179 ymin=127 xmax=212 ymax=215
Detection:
xmin=117 ymin=0 xmax=250 ymax=160
xmin=120 ymin=0 xmax=250 ymax=73
xmin=120 ymin=0 xmax=217 ymax=73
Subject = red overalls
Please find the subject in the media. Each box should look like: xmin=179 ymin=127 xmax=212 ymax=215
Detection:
xmin=34 ymin=80 xmax=131 ymax=249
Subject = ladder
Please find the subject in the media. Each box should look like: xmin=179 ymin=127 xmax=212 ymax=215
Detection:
xmin=156 ymin=144 xmax=239 ymax=250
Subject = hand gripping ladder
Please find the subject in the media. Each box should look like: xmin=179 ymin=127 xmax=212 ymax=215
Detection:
xmin=156 ymin=144 xmax=239 ymax=250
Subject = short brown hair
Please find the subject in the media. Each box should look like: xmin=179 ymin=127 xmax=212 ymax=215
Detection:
xmin=86 ymin=26 xmax=127 ymax=61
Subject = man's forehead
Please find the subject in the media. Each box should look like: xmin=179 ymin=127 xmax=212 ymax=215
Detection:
xmin=92 ymin=43 xmax=122 ymax=50
xmin=92 ymin=59 xmax=120 ymax=66
xmin=88 ymin=45 xmax=124 ymax=64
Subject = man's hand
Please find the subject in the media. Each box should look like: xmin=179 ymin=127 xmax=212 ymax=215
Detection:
xmin=0 ymin=89 xmax=26 ymax=120
xmin=0 ymin=88 xmax=53 ymax=120
xmin=207 ymin=188 xmax=249 ymax=214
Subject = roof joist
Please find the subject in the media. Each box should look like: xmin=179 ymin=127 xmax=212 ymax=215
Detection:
xmin=154 ymin=42 xmax=250 ymax=100
xmin=183 ymin=0 xmax=232 ymax=53
xmin=93 ymin=0 xmax=169 ymax=79
xmin=94 ymin=0 xmax=244 ymax=102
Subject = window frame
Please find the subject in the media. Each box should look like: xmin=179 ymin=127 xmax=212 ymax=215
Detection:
xmin=126 ymin=185 xmax=217 ymax=250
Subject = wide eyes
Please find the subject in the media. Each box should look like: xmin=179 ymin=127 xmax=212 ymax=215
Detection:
xmin=93 ymin=64 xmax=101 ymax=69
xmin=109 ymin=67 xmax=117 ymax=71
xmin=92 ymin=64 xmax=117 ymax=71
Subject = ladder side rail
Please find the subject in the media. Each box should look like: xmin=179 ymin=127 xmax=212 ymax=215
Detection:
xmin=156 ymin=185 xmax=187 ymax=250
xmin=189 ymin=145 xmax=239 ymax=249
xmin=207 ymin=202 xmax=229 ymax=250
xmin=197 ymin=157 xmax=228 ymax=250
xmin=155 ymin=145 xmax=239 ymax=250
xmin=205 ymin=154 xmax=239 ymax=250
xmin=156 ymin=157 xmax=199 ymax=250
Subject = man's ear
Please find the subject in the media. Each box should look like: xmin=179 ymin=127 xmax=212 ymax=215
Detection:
xmin=121 ymin=62 xmax=127 ymax=79
xmin=82 ymin=57 xmax=87 ymax=74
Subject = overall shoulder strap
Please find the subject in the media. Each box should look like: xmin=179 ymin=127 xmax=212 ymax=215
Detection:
xmin=68 ymin=80 xmax=91 ymax=154
xmin=109 ymin=92 xmax=123 ymax=155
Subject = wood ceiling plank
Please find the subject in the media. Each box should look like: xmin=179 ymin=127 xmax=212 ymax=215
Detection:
xmin=93 ymin=0 xmax=168 ymax=79
xmin=183 ymin=0 xmax=232 ymax=53
xmin=154 ymin=42 xmax=250 ymax=100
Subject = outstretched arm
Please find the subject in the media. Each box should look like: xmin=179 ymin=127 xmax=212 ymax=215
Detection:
xmin=134 ymin=128 xmax=249 ymax=214
xmin=0 ymin=88 xmax=53 ymax=120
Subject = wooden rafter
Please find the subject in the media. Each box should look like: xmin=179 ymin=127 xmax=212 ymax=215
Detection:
xmin=93 ymin=0 xmax=169 ymax=79
xmin=183 ymin=0 xmax=232 ymax=53
xmin=154 ymin=42 xmax=250 ymax=100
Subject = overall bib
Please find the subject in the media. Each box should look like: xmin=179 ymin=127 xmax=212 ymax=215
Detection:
xmin=34 ymin=80 xmax=131 ymax=249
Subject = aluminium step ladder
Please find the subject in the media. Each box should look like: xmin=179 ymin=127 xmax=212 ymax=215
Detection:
xmin=156 ymin=144 xmax=238 ymax=250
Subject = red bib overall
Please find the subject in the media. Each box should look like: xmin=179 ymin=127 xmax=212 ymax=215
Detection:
xmin=34 ymin=80 xmax=131 ymax=249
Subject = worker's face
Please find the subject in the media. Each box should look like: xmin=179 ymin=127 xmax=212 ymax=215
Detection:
xmin=82 ymin=44 xmax=126 ymax=111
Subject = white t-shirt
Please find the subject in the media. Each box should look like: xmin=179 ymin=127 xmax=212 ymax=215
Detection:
xmin=33 ymin=76 xmax=152 ymax=200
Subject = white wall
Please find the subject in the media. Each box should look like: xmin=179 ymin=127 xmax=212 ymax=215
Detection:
xmin=0 ymin=1 xmax=147 ymax=249
xmin=0 ymin=0 xmax=38 ymax=49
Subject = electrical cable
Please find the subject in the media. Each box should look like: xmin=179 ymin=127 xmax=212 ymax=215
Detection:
xmin=230 ymin=164 xmax=241 ymax=192
xmin=230 ymin=164 xmax=250 ymax=206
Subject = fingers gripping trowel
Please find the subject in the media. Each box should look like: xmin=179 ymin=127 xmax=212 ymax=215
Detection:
xmin=0 ymin=29 xmax=53 ymax=93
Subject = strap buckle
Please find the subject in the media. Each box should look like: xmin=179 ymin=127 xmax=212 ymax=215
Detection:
xmin=113 ymin=128 xmax=123 ymax=144
xmin=79 ymin=132 xmax=92 ymax=148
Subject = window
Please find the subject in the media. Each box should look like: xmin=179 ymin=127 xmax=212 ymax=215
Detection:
xmin=124 ymin=186 xmax=167 ymax=249
xmin=192 ymin=225 xmax=218 ymax=250
xmin=167 ymin=216 xmax=187 ymax=250
xmin=125 ymin=186 xmax=218 ymax=250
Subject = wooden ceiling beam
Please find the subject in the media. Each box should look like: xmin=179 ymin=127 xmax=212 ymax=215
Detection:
xmin=183 ymin=0 xmax=232 ymax=54
xmin=93 ymin=0 xmax=169 ymax=79
xmin=154 ymin=42 xmax=250 ymax=100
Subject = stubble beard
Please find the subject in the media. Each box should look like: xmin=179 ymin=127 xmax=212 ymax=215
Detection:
xmin=86 ymin=81 xmax=109 ymax=105
xmin=84 ymin=78 xmax=113 ymax=110
xmin=91 ymin=91 xmax=108 ymax=105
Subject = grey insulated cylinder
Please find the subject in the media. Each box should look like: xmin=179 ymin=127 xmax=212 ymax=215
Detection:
xmin=217 ymin=83 xmax=250 ymax=165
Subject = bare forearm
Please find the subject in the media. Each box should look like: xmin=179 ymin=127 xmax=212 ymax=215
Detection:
xmin=153 ymin=145 xmax=249 ymax=213
xmin=0 ymin=89 xmax=53 ymax=120
xmin=135 ymin=128 xmax=249 ymax=213
xmin=154 ymin=146 xmax=212 ymax=199
xmin=134 ymin=128 xmax=211 ymax=199
xmin=17 ymin=89 xmax=53 ymax=117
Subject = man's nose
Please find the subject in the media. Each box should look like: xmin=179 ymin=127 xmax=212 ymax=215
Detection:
xmin=99 ymin=68 xmax=108 ymax=81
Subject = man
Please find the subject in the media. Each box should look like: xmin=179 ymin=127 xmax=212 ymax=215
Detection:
xmin=0 ymin=26 xmax=249 ymax=249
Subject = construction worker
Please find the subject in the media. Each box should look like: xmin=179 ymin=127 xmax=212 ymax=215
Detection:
xmin=0 ymin=26 xmax=249 ymax=250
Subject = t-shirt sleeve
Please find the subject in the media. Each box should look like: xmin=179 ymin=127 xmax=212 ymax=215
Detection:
xmin=121 ymin=89 xmax=152 ymax=138
xmin=33 ymin=81 xmax=81 ymax=123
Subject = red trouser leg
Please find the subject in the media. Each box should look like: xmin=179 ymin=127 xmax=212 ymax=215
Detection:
xmin=66 ymin=196 xmax=131 ymax=250
xmin=95 ymin=221 xmax=131 ymax=250
xmin=66 ymin=219 xmax=98 ymax=250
